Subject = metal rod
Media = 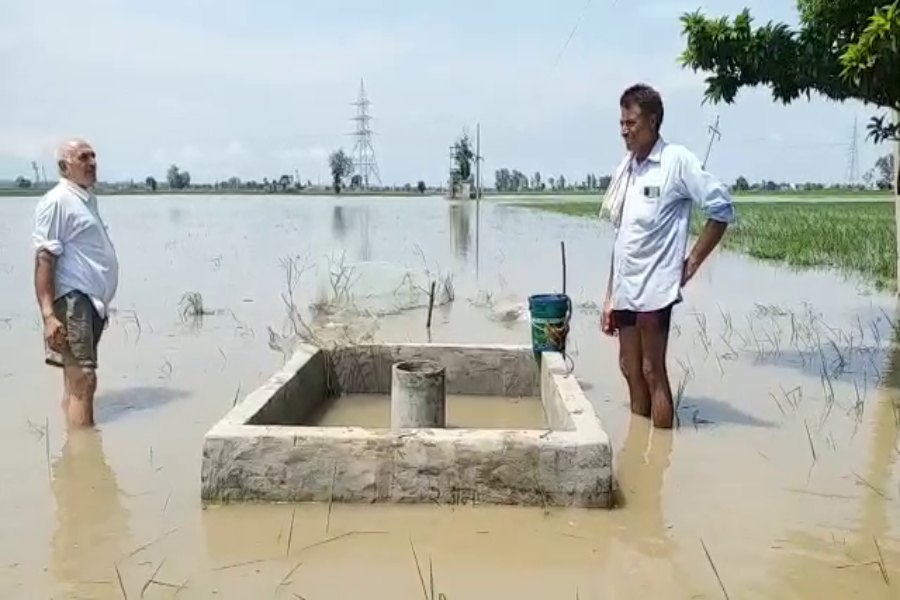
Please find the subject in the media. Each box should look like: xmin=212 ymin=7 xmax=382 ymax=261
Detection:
xmin=561 ymin=241 xmax=567 ymax=295
xmin=426 ymin=281 xmax=436 ymax=329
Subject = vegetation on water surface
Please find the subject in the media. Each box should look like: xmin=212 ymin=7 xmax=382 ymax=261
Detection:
xmin=522 ymin=201 xmax=897 ymax=289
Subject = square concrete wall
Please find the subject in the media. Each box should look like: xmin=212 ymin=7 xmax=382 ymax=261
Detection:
xmin=201 ymin=343 xmax=612 ymax=508
xmin=327 ymin=343 xmax=541 ymax=398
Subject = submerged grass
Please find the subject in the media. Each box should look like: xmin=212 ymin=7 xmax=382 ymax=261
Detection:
xmin=521 ymin=201 xmax=896 ymax=289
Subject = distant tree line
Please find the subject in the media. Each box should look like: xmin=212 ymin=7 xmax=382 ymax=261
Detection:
xmin=6 ymin=151 xmax=894 ymax=196
xmin=732 ymin=153 xmax=895 ymax=192
xmin=493 ymin=169 xmax=612 ymax=192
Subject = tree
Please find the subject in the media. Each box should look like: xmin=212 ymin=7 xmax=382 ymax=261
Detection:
xmin=598 ymin=175 xmax=612 ymax=190
xmin=680 ymin=0 xmax=900 ymax=287
xmin=533 ymin=171 xmax=542 ymax=190
xmin=876 ymin=154 xmax=895 ymax=189
xmin=450 ymin=134 xmax=475 ymax=192
xmin=734 ymin=176 xmax=750 ymax=191
xmin=145 ymin=176 xmax=157 ymax=191
xmin=15 ymin=176 xmax=31 ymax=188
xmin=167 ymin=164 xmax=190 ymax=189
xmin=494 ymin=168 xmax=511 ymax=192
xmin=417 ymin=180 xmax=426 ymax=194
xmin=279 ymin=174 xmax=292 ymax=191
xmin=329 ymin=149 xmax=353 ymax=194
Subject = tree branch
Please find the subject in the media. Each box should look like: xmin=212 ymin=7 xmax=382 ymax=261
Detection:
xmin=680 ymin=2 xmax=899 ymax=144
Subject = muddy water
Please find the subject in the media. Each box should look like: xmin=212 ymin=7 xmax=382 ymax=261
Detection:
xmin=0 ymin=194 xmax=898 ymax=599
xmin=310 ymin=393 xmax=546 ymax=429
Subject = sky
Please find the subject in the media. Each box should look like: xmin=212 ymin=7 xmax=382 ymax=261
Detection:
xmin=0 ymin=0 xmax=891 ymax=187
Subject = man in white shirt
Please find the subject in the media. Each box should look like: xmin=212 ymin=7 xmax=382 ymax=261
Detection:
xmin=33 ymin=139 xmax=119 ymax=428
xmin=600 ymin=84 xmax=735 ymax=428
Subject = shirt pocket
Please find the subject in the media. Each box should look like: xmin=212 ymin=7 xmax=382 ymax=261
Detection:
xmin=629 ymin=190 xmax=661 ymax=227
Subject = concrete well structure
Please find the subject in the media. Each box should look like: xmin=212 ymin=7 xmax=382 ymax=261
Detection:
xmin=201 ymin=343 xmax=612 ymax=508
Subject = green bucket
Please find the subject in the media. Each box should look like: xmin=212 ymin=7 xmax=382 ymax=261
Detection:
xmin=528 ymin=293 xmax=572 ymax=358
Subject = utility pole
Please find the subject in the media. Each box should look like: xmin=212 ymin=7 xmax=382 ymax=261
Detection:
xmin=448 ymin=143 xmax=457 ymax=198
xmin=846 ymin=116 xmax=860 ymax=187
xmin=893 ymin=109 xmax=900 ymax=295
xmin=703 ymin=115 xmax=721 ymax=168
xmin=475 ymin=123 xmax=482 ymax=199
xmin=474 ymin=124 xmax=482 ymax=278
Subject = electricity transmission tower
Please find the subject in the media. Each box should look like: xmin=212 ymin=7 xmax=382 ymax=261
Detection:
xmin=349 ymin=79 xmax=382 ymax=188
xmin=846 ymin=116 xmax=860 ymax=187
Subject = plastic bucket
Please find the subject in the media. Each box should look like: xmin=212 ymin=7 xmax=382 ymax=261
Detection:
xmin=527 ymin=293 xmax=571 ymax=357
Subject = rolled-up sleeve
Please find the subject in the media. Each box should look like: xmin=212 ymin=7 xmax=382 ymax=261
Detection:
xmin=33 ymin=200 xmax=66 ymax=255
xmin=678 ymin=150 xmax=736 ymax=224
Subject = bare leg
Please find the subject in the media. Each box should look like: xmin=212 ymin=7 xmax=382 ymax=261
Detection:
xmin=61 ymin=370 xmax=70 ymax=414
xmin=638 ymin=311 xmax=673 ymax=429
xmin=619 ymin=325 xmax=651 ymax=417
xmin=63 ymin=365 xmax=97 ymax=428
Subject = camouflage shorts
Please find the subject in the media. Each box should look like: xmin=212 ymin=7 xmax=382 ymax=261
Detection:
xmin=44 ymin=290 xmax=107 ymax=369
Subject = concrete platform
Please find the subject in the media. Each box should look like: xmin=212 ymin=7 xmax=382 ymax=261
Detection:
xmin=201 ymin=343 xmax=612 ymax=508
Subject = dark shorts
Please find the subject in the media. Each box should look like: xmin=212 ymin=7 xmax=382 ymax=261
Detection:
xmin=44 ymin=290 xmax=107 ymax=369
xmin=612 ymin=301 xmax=676 ymax=331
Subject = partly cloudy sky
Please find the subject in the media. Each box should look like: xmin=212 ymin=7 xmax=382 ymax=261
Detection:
xmin=0 ymin=0 xmax=890 ymax=186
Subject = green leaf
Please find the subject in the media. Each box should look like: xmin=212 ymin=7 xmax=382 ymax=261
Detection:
xmin=680 ymin=0 xmax=899 ymax=142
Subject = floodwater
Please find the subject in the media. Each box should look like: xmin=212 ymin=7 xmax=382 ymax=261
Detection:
xmin=310 ymin=393 xmax=546 ymax=429
xmin=0 ymin=193 xmax=898 ymax=599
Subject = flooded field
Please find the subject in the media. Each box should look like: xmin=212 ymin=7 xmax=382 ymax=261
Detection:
xmin=0 ymin=193 xmax=898 ymax=599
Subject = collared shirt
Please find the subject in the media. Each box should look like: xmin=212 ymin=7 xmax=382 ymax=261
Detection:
xmin=32 ymin=178 xmax=119 ymax=318
xmin=611 ymin=138 xmax=735 ymax=312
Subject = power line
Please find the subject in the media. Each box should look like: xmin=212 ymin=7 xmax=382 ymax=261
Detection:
xmin=549 ymin=0 xmax=594 ymax=72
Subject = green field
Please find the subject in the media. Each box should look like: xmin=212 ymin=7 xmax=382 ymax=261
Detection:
xmin=490 ymin=188 xmax=891 ymax=199
xmin=522 ymin=200 xmax=897 ymax=289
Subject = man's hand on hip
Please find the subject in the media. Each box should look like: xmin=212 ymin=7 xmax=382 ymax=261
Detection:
xmin=43 ymin=314 xmax=66 ymax=353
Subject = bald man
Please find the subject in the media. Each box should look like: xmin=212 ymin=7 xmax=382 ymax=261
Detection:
xmin=32 ymin=139 xmax=119 ymax=427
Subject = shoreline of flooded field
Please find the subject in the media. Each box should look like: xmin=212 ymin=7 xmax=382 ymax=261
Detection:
xmin=1 ymin=194 xmax=898 ymax=599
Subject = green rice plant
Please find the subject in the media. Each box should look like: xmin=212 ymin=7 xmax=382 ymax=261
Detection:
xmin=519 ymin=201 xmax=896 ymax=289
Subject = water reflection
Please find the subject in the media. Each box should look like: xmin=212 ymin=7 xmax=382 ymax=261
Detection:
xmin=331 ymin=205 xmax=372 ymax=261
xmin=332 ymin=206 xmax=348 ymax=239
xmin=359 ymin=206 xmax=371 ymax=261
xmin=448 ymin=202 xmax=472 ymax=260
xmin=51 ymin=429 xmax=132 ymax=599
xmin=614 ymin=417 xmax=674 ymax=555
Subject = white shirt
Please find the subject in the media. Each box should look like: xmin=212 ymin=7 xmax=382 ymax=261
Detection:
xmin=611 ymin=138 xmax=735 ymax=312
xmin=32 ymin=179 xmax=119 ymax=319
